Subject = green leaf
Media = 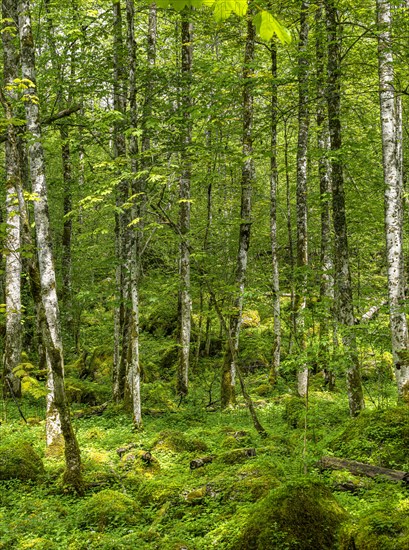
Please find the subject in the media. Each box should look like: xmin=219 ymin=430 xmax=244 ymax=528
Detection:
xmin=213 ymin=0 xmax=247 ymax=21
xmin=253 ymin=11 xmax=292 ymax=44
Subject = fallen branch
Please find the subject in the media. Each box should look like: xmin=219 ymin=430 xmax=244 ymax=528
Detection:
xmin=318 ymin=456 xmax=409 ymax=484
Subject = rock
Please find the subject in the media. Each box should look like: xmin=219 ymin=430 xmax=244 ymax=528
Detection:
xmin=190 ymin=456 xmax=213 ymax=470
xmin=233 ymin=480 xmax=347 ymax=550
xmin=0 ymin=441 xmax=45 ymax=481
xmin=78 ymin=489 xmax=139 ymax=531
xmin=219 ymin=448 xmax=257 ymax=464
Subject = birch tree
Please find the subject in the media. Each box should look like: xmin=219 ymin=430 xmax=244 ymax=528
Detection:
xmin=2 ymin=0 xmax=22 ymax=398
xmin=295 ymin=0 xmax=309 ymax=398
xmin=17 ymin=0 xmax=83 ymax=492
xmin=376 ymin=0 xmax=409 ymax=400
xmin=221 ymin=17 xmax=255 ymax=408
xmin=269 ymin=40 xmax=281 ymax=383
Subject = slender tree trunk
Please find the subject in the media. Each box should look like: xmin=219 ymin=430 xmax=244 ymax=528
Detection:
xmin=112 ymin=0 xmax=129 ymax=402
xmin=325 ymin=0 xmax=364 ymax=416
xmin=295 ymin=1 xmax=309 ymax=398
xmin=316 ymin=1 xmax=335 ymax=389
xmin=377 ymin=0 xmax=409 ymax=400
xmin=177 ymin=11 xmax=193 ymax=397
xmin=17 ymin=0 xmax=83 ymax=493
xmin=284 ymin=119 xmax=296 ymax=353
xmin=221 ymin=18 xmax=255 ymax=408
xmin=2 ymin=0 xmax=22 ymax=398
xmin=126 ymin=0 xmax=142 ymax=429
xmin=269 ymin=41 xmax=281 ymax=384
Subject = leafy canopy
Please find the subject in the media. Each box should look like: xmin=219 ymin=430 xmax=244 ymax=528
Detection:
xmin=155 ymin=0 xmax=292 ymax=44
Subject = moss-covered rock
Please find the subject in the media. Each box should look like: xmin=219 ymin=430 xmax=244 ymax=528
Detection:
xmin=232 ymin=480 xmax=347 ymax=550
xmin=0 ymin=441 xmax=44 ymax=481
xmin=329 ymin=406 xmax=409 ymax=468
xmin=340 ymin=504 xmax=409 ymax=549
xmin=121 ymin=450 xmax=161 ymax=477
xmin=153 ymin=430 xmax=207 ymax=453
xmin=78 ymin=489 xmax=139 ymax=531
xmin=219 ymin=448 xmax=257 ymax=464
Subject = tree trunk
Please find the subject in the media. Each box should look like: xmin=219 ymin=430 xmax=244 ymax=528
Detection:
xmin=126 ymin=0 xmax=142 ymax=429
xmin=316 ymin=0 xmax=335 ymax=389
xmin=295 ymin=1 xmax=309 ymax=398
xmin=2 ymin=0 xmax=22 ymax=398
xmin=325 ymin=0 xmax=364 ymax=416
xmin=177 ymin=11 xmax=193 ymax=398
xmin=269 ymin=41 xmax=281 ymax=384
xmin=112 ymin=0 xmax=129 ymax=402
xmin=376 ymin=0 xmax=409 ymax=401
xmin=18 ymin=0 xmax=83 ymax=494
xmin=221 ymin=18 xmax=255 ymax=408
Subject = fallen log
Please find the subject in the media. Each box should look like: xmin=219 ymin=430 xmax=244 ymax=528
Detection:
xmin=318 ymin=456 xmax=409 ymax=484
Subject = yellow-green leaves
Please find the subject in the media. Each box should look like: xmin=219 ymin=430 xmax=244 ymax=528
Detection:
xmin=253 ymin=11 xmax=292 ymax=44
xmin=209 ymin=0 xmax=248 ymax=22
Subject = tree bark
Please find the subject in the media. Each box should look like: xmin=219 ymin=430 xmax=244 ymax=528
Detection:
xmin=112 ymin=0 xmax=129 ymax=403
xmin=126 ymin=0 xmax=142 ymax=429
xmin=221 ymin=18 xmax=255 ymax=408
xmin=17 ymin=0 xmax=83 ymax=493
xmin=2 ymin=0 xmax=22 ymax=398
xmin=376 ymin=0 xmax=409 ymax=401
xmin=177 ymin=11 xmax=193 ymax=397
xmin=269 ymin=41 xmax=281 ymax=384
xmin=325 ymin=0 xmax=364 ymax=416
xmin=316 ymin=0 xmax=335 ymax=389
xmin=295 ymin=1 xmax=310 ymax=398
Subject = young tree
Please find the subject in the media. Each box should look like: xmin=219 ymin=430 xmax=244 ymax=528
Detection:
xmin=376 ymin=0 xmax=409 ymax=400
xmin=325 ymin=0 xmax=364 ymax=416
xmin=221 ymin=16 xmax=255 ymax=408
xmin=295 ymin=0 xmax=309 ymax=398
xmin=177 ymin=9 xmax=193 ymax=398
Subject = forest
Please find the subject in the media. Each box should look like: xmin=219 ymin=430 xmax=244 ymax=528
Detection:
xmin=1 ymin=0 xmax=409 ymax=548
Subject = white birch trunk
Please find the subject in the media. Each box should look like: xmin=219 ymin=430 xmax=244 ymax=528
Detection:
xmin=296 ymin=1 xmax=309 ymax=398
xmin=2 ymin=0 xmax=22 ymax=398
xmin=377 ymin=0 xmax=409 ymax=400
xmin=18 ymin=0 xmax=82 ymax=492
xmin=269 ymin=42 xmax=281 ymax=382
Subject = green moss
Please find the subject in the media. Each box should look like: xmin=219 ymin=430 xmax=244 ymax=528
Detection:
xmin=340 ymin=504 xmax=409 ymax=549
xmin=329 ymin=406 xmax=409 ymax=468
xmin=0 ymin=442 xmax=44 ymax=481
xmin=78 ymin=489 xmax=138 ymax=531
xmin=153 ymin=430 xmax=207 ymax=453
xmin=232 ymin=479 xmax=347 ymax=550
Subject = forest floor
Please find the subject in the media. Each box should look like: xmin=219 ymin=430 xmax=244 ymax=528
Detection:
xmin=1 ymin=369 xmax=409 ymax=549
